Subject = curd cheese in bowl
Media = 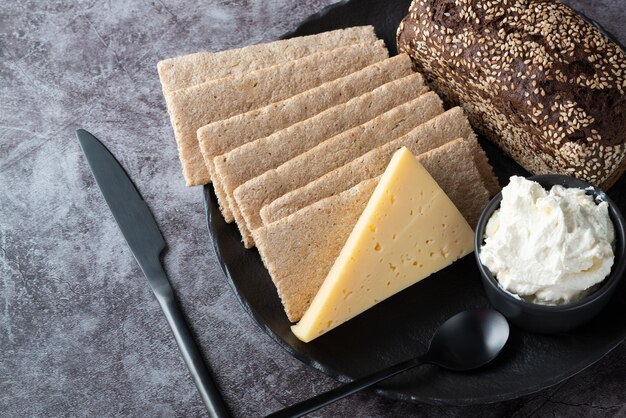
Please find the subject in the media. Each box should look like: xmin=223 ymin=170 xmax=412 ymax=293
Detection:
xmin=480 ymin=176 xmax=615 ymax=305
xmin=475 ymin=174 xmax=626 ymax=333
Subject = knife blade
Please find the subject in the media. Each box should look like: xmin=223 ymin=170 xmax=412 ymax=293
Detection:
xmin=77 ymin=129 xmax=229 ymax=418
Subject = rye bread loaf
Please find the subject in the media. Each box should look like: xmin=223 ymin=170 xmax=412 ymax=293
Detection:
xmin=197 ymin=54 xmax=414 ymax=222
xmin=214 ymin=72 xmax=429 ymax=247
xmin=166 ymin=41 xmax=388 ymax=186
xmin=261 ymin=107 xmax=498 ymax=227
xmin=235 ymin=92 xmax=444 ymax=235
xmin=396 ymin=0 xmax=626 ymax=189
xmin=158 ymin=26 xmax=377 ymax=92
xmin=254 ymin=139 xmax=487 ymax=322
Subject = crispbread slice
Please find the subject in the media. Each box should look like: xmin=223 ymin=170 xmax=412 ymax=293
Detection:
xmin=258 ymin=177 xmax=379 ymax=323
xmin=166 ymin=41 xmax=388 ymax=186
xmin=158 ymin=26 xmax=377 ymax=93
xmin=254 ymin=139 xmax=489 ymax=322
xmin=472 ymin=143 xmax=501 ymax=196
xmin=234 ymin=91 xmax=444 ymax=235
xmin=198 ymin=54 xmax=414 ymax=222
xmin=213 ymin=72 xmax=428 ymax=247
xmin=261 ymin=107 xmax=497 ymax=227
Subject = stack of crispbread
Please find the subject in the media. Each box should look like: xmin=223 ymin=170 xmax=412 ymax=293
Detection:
xmin=159 ymin=27 xmax=499 ymax=323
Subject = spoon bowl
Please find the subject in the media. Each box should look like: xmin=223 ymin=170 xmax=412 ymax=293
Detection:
xmin=427 ymin=309 xmax=510 ymax=371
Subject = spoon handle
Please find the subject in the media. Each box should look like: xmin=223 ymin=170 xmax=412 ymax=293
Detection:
xmin=266 ymin=355 xmax=427 ymax=418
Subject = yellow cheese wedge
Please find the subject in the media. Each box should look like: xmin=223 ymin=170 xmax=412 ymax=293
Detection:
xmin=291 ymin=147 xmax=475 ymax=342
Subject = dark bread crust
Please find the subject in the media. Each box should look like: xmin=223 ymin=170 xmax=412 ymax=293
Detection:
xmin=397 ymin=0 xmax=626 ymax=188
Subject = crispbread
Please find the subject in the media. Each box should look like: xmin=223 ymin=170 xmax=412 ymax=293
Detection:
xmin=166 ymin=41 xmax=388 ymax=186
xmin=235 ymin=91 xmax=444 ymax=235
xmin=261 ymin=107 xmax=497 ymax=227
xmin=158 ymin=26 xmax=377 ymax=93
xmin=256 ymin=177 xmax=378 ymax=323
xmin=213 ymin=72 xmax=428 ymax=247
xmin=471 ymin=142 xmax=501 ymax=196
xmin=254 ymin=139 xmax=489 ymax=322
xmin=198 ymin=54 xmax=415 ymax=222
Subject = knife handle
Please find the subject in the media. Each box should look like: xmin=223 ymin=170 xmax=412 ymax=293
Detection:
xmin=148 ymin=261 xmax=230 ymax=418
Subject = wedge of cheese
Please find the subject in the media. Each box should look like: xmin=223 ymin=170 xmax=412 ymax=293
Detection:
xmin=291 ymin=147 xmax=475 ymax=342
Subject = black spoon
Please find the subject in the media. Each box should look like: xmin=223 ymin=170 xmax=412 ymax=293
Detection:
xmin=267 ymin=309 xmax=509 ymax=418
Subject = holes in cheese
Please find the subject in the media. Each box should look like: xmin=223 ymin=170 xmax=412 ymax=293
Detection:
xmin=291 ymin=147 xmax=475 ymax=343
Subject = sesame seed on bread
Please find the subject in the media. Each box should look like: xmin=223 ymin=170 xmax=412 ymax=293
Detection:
xmin=397 ymin=0 xmax=626 ymax=189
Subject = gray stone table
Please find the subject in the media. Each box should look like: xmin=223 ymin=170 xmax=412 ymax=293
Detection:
xmin=1 ymin=0 xmax=625 ymax=416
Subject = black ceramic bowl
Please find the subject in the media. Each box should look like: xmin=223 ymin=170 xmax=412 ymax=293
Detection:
xmin=475 ymin=174 xmax=626 ymax=334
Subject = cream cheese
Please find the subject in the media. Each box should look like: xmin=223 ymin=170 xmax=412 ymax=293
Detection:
xmin=480 ymin=176 xmax=615 ymax=305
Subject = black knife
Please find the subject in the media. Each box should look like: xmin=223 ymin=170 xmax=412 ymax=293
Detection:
xmin=77 ymin=129 xmax=229 ymax=418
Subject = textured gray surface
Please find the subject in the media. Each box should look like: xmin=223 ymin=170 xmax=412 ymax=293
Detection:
xmin=1 ymin=0 xmax=625 ymax=417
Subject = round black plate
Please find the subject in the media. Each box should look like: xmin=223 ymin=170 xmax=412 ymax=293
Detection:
xmin=205 ymin=0 xmax=626 ymax=405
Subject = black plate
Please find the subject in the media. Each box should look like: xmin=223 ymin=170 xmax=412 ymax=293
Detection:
xmin=205 ymin=0 xmax=626 ymax=405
